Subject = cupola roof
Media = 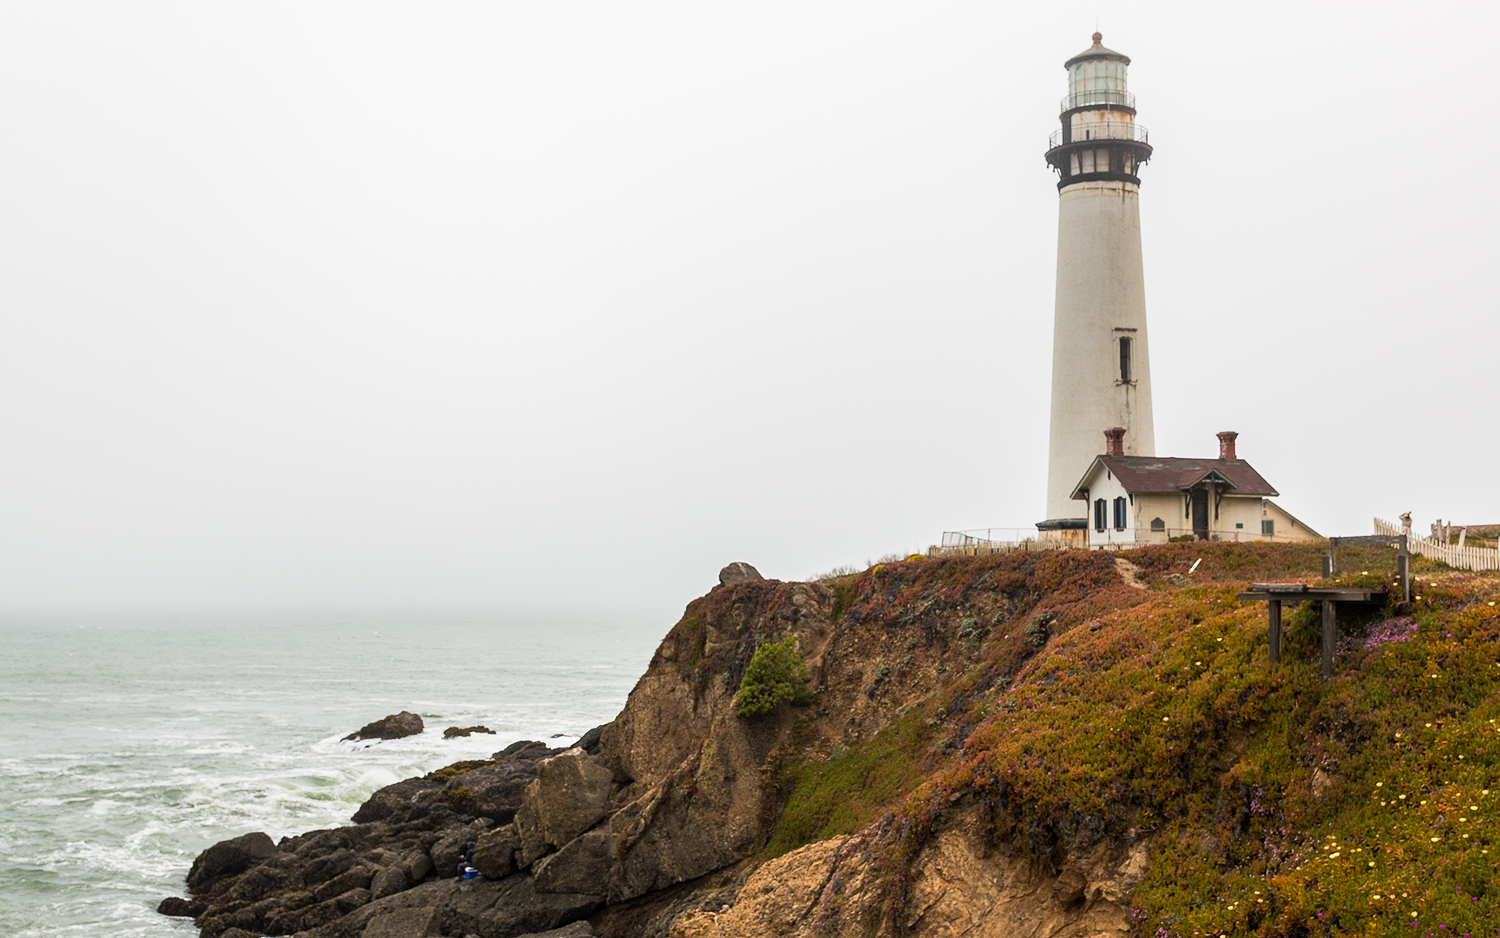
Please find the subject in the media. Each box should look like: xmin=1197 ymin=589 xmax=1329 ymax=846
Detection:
xmin=1064 ymin=32 xmax=1131 ymax=68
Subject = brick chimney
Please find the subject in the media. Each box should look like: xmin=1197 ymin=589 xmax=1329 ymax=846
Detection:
xmin=1103 ymin=427 xmax=1126 ymax=458
xmin=1217 ymin=430 xmax=1239 ymax=461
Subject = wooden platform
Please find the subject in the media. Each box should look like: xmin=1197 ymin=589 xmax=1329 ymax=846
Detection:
xmin=1237 ymin=583 xmax=1388 ymax=677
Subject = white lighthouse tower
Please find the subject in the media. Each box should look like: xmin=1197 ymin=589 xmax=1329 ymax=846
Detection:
xmin=1037 ymin=33 xmax=1156 ymax=543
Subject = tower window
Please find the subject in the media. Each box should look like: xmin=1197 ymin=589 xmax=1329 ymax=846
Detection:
xmin=1113 ymin=496 xmax=1127 ymax=530
xmin=1119 ymin=336 xmax=1133 ymax=383
xmin=1094 ymin=498 xmax=1106 ymax=532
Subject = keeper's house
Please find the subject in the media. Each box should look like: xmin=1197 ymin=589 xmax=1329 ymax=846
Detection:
xmin=1070 ymin=429 xmax=1319 ymax=548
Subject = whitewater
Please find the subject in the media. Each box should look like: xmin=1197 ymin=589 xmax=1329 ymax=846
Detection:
xmin=0 ymin=610 xmax=663 ymax=937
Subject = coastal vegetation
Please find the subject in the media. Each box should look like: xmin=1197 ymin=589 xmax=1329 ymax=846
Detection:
xmin=735 ymin=635 xmax=812 ymax=718
xmin=756 ymin=543 xmax=1500 ymax=937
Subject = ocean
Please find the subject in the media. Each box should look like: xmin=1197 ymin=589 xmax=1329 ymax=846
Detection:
xmin=0 ymin=609 xmax=665 ymax=937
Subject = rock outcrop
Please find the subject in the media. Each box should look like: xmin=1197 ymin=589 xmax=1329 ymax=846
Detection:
xmin=444 ymin=725 xmax=497 ymax=738
xmin=344 ymin=711 xmax=425 ymax=741
xmin=176 ymin=547 xmax=1304 ymax=938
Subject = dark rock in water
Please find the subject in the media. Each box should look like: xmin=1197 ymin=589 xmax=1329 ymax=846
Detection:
xmin=218 ymin=929 xmax=264 ymax=938
xmin=186 ymin=830 xmax=277 ymax=894
xmin=718 ymin=561 xmax=764 ymax=585
xmin=351 ymin=774 xmax=446 ymax=824
xmin=155 ymin=895 xmax=205 ymax=917
xmin=574 ymin=723 xmax=607 ymax=755
xmin=424 ymin=760 xmax=540 ymax=824
xmin=344 ymin=710 xmax=424 ymax=742
xmin=443 ymin=724 xmax=497 ymax=738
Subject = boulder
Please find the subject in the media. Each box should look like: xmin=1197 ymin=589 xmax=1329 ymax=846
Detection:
xmin=345 ymin=711 xmax=425 ymax=742
xmin=494 ymin=739 xmax=562 ymax=761
xmin=362 ymin=904 xmax=441 ymax=937
xmin=430 ymin=819 xmax=493 ymax=878
xmin=155 ymin=896 xmax=205 ymax=917
xmin=512 ymin=750 xmax=613 ymax=870
xmin=514 ymin=923 xmax=595 ymax=937
xmin=574 ymin=724 xmax=608 ymax=756
xmin=470 ymin=827 xmax=517 ymax=880
xmin=532 ymin=829 xmax=613 ymax=895
xmin=440 ymin=874 xmax=600 ymax=938
xmin=718 ymin=562 xmax=764 ymax=586
xmin=426 ymin=760 xmax=541 ymax=824
xmin=186 ymin=831 xmax=277 ymax=893
xmin=353 ymin=775 xmax=446 ymax=823
xmin=369 ymin=864 xmax=410 ymax=901
xmin=444 ymin=725 xmax=497 ymax=738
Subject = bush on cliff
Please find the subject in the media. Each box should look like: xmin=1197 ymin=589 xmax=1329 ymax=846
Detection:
xmin=735 ymin=636 xmax=811 ymax=718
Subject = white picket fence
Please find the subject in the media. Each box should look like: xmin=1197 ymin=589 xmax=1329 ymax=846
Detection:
xmin=1373 ymin=517 xmax=1500 ymax=571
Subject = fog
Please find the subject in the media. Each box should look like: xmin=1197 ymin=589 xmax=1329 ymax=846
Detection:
xmin=1 ymin=3 xmax=1494 ymax=615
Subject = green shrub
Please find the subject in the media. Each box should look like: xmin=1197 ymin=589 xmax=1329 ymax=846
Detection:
xmin=735 ymin=636 xmax=812 ymax=718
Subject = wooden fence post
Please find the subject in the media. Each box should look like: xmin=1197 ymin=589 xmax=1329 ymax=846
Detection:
xmin=1268 ymin=600 xmax=1282 ymax=663
xmin=1322 ymin=600 xmax=1336 ymax=678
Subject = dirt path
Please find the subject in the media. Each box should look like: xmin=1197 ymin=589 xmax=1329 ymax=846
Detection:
xmin=1114 ymin=556 xmax=1148 ymax=591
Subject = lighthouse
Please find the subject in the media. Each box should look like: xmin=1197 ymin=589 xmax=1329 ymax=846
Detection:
xmin=1037 ymin=33 xmax=1156 ymax=544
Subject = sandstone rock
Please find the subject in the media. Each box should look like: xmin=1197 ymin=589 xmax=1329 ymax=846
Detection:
xmin=532 ymin=828 xmax=612 ymax=895
xmin=362 ymin=904 xmax=440 ymax=937
xmin=186 ymin=831 xmax=277 ymax=893
xmin=718 ymin=562 xmax=764 ymax=586
xmin=444 ymin=725 xmax=497 ymax=738
xmin=345 ymin=711 xmax=425 ymax=742
xmin=471 ymin=827 xmax=517 ymax=880
xmin=513 ymin=749 xmax=613 ymax=861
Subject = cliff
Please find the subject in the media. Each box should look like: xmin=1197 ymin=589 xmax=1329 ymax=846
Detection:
xmin=166 ymin=542 xmax=1500 ymax=938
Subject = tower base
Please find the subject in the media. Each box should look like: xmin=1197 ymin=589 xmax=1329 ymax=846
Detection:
xmin=1035 ymin=517 xmax=1088 ymax=549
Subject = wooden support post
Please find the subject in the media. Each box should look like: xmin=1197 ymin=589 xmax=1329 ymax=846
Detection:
xmin=1398 ymin=535 xmax=1410 ymax=604
xmin=1268 ymin=599 xmax=1282 ymax=664
xmin=1321 ymin=600 xmax=1336 ymax=678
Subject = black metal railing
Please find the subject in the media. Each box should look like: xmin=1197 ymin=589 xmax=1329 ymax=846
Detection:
xmin=1061 ymin=90 xmax=1135 ymax=111
xmin=1048 ymin=123 xmax=1150 ymax=149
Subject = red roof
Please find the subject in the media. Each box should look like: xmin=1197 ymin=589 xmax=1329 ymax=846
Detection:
xmin=1072 ymin=455 xmax=1279 ymax=499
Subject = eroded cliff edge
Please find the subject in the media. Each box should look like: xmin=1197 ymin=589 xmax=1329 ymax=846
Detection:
xmin=169 ymin=542 xmax=1500 ymax=938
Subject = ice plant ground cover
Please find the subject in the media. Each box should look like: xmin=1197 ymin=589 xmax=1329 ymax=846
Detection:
xmin=763 ymin=543 xmax=1500 ymax=937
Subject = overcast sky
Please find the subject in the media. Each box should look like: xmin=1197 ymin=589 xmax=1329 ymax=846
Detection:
xmin=1 ymin=3 xmax=1495 ymax=615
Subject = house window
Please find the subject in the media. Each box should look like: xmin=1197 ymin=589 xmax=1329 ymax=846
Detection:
xmin=1094 ymin=498 xmax=1106 ymax=532
xmin=1113 ymin=496 xmax=1127 ymax=530
xmin=1118 ymin=336 xmax=1133 ymax=383
xmin=1262 ymin=519 xmax=1275 ymax=536
xmin=1150 ymin=517 xmax=1165 ymax=532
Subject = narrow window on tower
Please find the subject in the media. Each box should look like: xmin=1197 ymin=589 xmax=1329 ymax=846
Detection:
xmin=1119 ymin=336 xmax=1133 ymax=383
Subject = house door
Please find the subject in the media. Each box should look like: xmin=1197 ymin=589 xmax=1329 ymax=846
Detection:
xmin=1191 ymin=488 xmax=1210 ymax=540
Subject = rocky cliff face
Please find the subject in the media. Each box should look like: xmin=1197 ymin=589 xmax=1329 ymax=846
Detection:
xmin=169 ymin=542 xmax=1500 ymax=938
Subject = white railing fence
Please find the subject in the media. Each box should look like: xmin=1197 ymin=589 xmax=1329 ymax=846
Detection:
xmin=1374 ymin=517 xmax=1500 ymax=572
